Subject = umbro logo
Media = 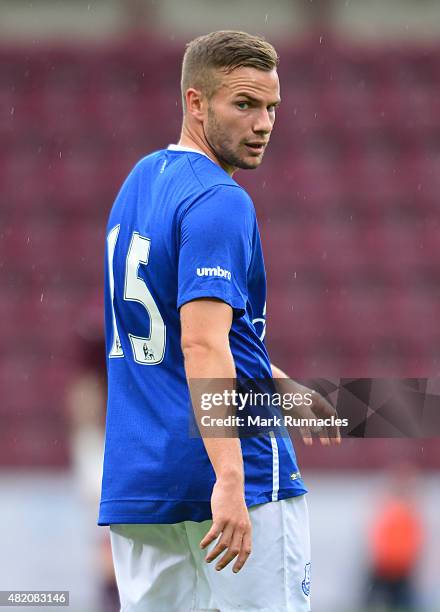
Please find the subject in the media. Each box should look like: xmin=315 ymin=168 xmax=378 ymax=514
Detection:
xmin=196 ymin=266 xmax=231 ymax=281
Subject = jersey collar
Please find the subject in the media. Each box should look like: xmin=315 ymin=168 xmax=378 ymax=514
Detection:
xmin=167 ymin=144 xmax=213 ymax=162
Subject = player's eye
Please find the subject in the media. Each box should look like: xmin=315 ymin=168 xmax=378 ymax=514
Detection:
xmin=268 ymin=105 xmax=277 ymax=113
xmin=236 ymin=101 xmax=249 ymax=110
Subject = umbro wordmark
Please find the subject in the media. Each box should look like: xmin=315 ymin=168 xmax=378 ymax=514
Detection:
xmin=196 ymin=266 xmax=232 ymax=281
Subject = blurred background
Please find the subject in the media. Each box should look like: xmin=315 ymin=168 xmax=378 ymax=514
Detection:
xmin=1 ymin=0 xmax=440 ymax=610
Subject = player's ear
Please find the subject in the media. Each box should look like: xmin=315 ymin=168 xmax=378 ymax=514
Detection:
xmin=185 ymin=88 xmax=205 ymax=122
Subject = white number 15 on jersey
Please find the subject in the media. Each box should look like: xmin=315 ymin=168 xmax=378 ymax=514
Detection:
xmin=106 ymin=225 xmax=166 ymax=365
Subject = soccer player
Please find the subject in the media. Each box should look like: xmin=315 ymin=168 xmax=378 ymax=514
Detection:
xmin=99 ymin=30 xmax=340 ymax=612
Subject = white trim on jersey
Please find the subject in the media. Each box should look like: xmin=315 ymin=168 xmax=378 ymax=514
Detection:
xmin=269 ymin=431 xmax=280 ymax=501
xmin=167 ymin=143 xmax=216 ymax=164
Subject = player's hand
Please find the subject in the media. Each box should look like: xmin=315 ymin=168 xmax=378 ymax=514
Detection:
xmin=292 ymin=382 xmax=342 ymax=447
xmin=200 ymin=478 xmax=252 ymax=573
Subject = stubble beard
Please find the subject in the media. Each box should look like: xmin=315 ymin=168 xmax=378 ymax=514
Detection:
xmin=205 ymin=106 xmax=262 ymax=171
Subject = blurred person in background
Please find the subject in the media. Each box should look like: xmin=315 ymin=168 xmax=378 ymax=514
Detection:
xmin=66 ymin=295 xmax=119 ymax=612
xmin=364 ymin=462 xmax=424 ymax=612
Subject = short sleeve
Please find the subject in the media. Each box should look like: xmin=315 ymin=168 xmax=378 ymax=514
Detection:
xmin=177 ymin=185 xmax=254 ymax=318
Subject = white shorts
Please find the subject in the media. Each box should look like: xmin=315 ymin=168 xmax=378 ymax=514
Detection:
xmin=109 ymin=494 xmax=311 ymax=612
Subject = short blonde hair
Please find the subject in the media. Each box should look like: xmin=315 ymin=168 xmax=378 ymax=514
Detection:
xmin=181 ymin=30 xmax=279 ymax=111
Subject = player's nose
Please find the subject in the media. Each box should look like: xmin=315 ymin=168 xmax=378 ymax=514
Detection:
xmin=252 ymin=109 xmax=274 ymax=135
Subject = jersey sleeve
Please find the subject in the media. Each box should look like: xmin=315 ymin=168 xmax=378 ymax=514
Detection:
xmin=177 ymin=184 xmax=254 ymax=318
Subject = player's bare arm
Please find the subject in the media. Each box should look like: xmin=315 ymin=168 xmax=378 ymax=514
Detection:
xmin=271 ymin=363 xmax=342 ymax=446
xmin=181 ymin=298 xmax=252 ymax=573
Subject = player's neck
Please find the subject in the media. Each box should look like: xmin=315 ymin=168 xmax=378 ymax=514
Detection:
xmin=177 ymin=125 xmax=236 ymax=177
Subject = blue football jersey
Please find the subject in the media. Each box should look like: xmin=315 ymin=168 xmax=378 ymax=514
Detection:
xmin=98 ymin=145 xmax=307 ymax=525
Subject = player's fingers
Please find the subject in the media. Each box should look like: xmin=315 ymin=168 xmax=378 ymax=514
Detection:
xmin=321 ymin=414 xmax=342 ymax=444
xmin=329 ymin=423 xmax=342 ymax=444
xmin=200 ymin=521 xmax=225 ymax=550
xmin=204 ymin=524 xmax=234 ymax=563
xmin=318 ymin=428 xmax=330 ymax=446
xmin=300 ymin=425 xmax=313 ymax=446
xmin=214 ymin=528 xmax=244 ymax=571
xmin=232 ymin=528 xmax=252 ymax=573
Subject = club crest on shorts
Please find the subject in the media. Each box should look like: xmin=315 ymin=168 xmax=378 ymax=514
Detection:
xmin=301 ymin=562 xmax=311 ymax=596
